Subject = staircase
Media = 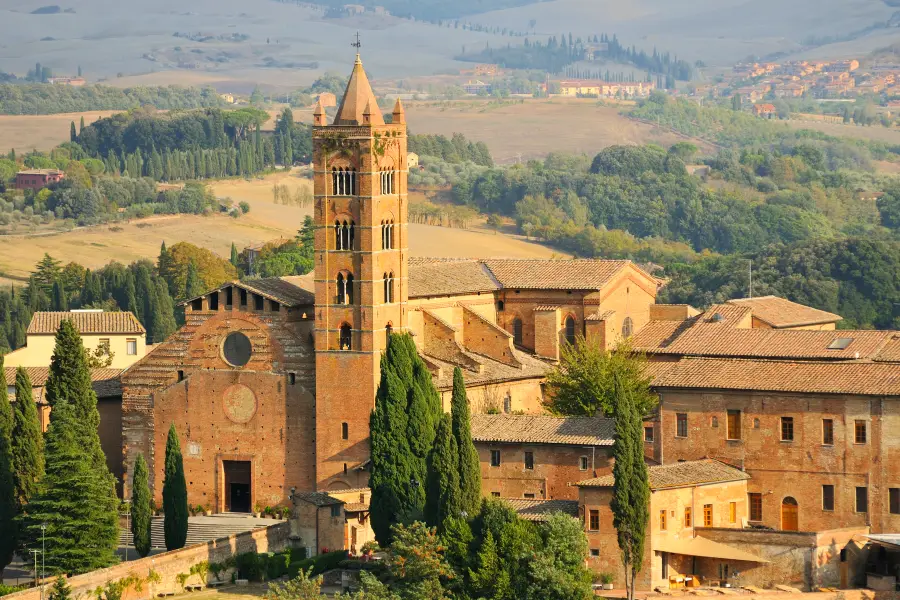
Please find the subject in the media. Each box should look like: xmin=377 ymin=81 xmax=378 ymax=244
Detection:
xmin=119 ymin=514 xmax=282 ymax=550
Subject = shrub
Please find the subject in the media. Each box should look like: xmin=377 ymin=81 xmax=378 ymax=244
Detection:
xmin=235 ymin=551 xmax=263 ymax=581
xmin=286 ymin=550 xmax=345 ymax=579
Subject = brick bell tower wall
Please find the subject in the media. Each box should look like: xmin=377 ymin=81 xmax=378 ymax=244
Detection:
xmin=313 ymin=56 xmax=409 ymax=491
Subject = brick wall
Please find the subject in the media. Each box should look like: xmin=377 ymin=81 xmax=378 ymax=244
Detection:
xmin=4 ymin=524 xmax=290 ymax=600
xmin=479 ymin=443 xmax=611 ymax=500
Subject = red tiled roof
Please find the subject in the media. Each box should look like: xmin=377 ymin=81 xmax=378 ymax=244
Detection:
xmin=651 ymin=357 xmax=900 ymax=396
xmin=725 ymin=296 xmax=841 ymax=328
xmin=472 ymin=414 xmax=615 ymax=446
xmin=577 ymin=459 xmax=749 ymax=490
xmin=27 ymin=311 xmax=145 ymax=335
xmin=502 ymin=498 xmax=580 ymax=521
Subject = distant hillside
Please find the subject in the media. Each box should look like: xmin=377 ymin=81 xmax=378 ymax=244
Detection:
xmin=0 ymin=83 xmax=224 ymax=115
xmin=314 ymin=0 xmax=540 ymax=20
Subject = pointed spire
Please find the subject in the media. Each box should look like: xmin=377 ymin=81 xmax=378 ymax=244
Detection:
xmin=334 ymin=54 xmax=384 ymax=126
xmin=362 ymin=99 xmax=374 ymax=125
xmin=313 ymin=97 xmax=327 ymax=126
xmin=392 ymin=97 xmax=406 ymax=125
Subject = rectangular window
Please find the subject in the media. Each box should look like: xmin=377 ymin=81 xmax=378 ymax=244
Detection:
xmin=524 ymin=493 xmax=535 ymax=499
xmin=289 ymin=373 xmax=296 ymax=385
xmin=341 ymin=422 xmax=349 ymax=440
xmin=644 ymin=426 xmax=654 ymax=443
xmin=746 ymin=493 xmax=762 ymax=521
xmin=703 ymin=504 xmax=713 ymax=527
xmin=855 ymin=420 xmax=867 ymax=444
xmin=823 ymin=485 xmax=835 ymax=511
xmin=890 ymin=488 xmax=900 ymax=515
xmin=491 ymin=492 xmax=500 ymax=498
xmin=254 ymin=294 xmax=264 ymax=311
xmin=727 ymin=409 xmax=742 ymax=440
xmin=490 ymin=450 xmax=501 ymax=467
xmin=240 ymin=288 xmax=248 ymax=306
xmin=99 ymin=338 xmax=110 ymax=348
xmin=126 ymin=339 xmax=137 ymax=355
xmin=659 ymin=510 xmax=667 ymax=530
xmin=590 ymin=549 xmax=600 ymax=557
xmin=684 ymin=507 xmax=692 ymax=527
xmin=589 ymin=509 xmax=600 ymax=531
xmin=781 ymin=417 xmax=794 ymax=441
xmin=676 ymin=413 xmax=688 ymax=438
xmin=579 ymin=456 xmax=589 ymax=471
xmin=856 ymin=487 xmax=868 ymax=513
xmin=330 ymin=505 xmax=341 ymax=517
xmin=524 ymin=451 xmax=534 ymax=470
xmin=822 ymin=419 xmax=834 ymax=445
xmin=209 ymin=292 xmax=219 ymax=311
xmin=729 ymin=501 xmax=737 ymax=523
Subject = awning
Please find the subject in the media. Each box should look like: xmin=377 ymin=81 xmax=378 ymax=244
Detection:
xmin=655 ymin=536 xmax=770 ymax=563
xmin=866 ymin=535 xmax=900 ymax=551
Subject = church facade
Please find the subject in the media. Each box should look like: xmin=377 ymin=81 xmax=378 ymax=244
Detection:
xmin=119 ymin=54 xmax=661 ymax=510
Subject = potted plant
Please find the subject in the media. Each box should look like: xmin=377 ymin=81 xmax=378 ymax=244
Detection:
xmin=279 ymin=506 xmax=291 ymax=520
xmin=600 ymin=573 xmax=614 ymax=591
xmin=253 ymin=503 xmax=262 ymax=518
xmin=264 ymin=506 xmax=274 ymax=518
xmin=204 ymin=504 xmax=213 ymax=516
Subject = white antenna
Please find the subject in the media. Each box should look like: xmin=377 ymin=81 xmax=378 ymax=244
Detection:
xmin=748 ymin=259 xmax=753 ymax=299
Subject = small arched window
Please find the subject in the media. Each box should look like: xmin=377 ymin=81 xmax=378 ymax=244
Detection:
xmin=381 ymin=219 xmax=394 ymax=250
xmin=622 ymin=316 xmax=634 ymax=338
xmin=564 ymin=316 xmax=576 ymax=345
xmin=336 ymin=273 xmax=354 ymax=305
xmin=381 ymin=168 xmax=394 ymax=195
xmin=339 ymin=323 xmax=352 ymax=351
xmin=513 ymin=318 xmax=523 ymax=346
xmin=331 ymin=167 xmax=357 ymax=196
xmin=335 ymin=220 xmax=354 ymax=251
xmin=383 ymin=272 xmax=394 ymax=304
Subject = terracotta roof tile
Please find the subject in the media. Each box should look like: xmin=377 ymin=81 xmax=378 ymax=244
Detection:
xmin=408 ymin=258 xmax=500 ymax=298
xmin=699 ymin=304 xmax=752 ymax=325
xmin=726 ymin=296 xmax=842 ymax=328
xmin=651 ymin=357 xmax=900 ymax=396
xmin=586 ymin=310 xmax=615 ymax=322
xmin=4 ymin=367 xmax=123 ymax=400
xmin=429 ymin=348 xmax=550 ymax=390
xmin=502 ymin=498 xmax=580 ymax=521
xmin=181 ymin=277 xmax=314 ymax=308
xmin=27 ymin=311 xmax=145 ymax=335
xmin=577 ymin=459 xmax=749 ymax=490
xmin=472 ymin=414 xmax=614 ymax=446
xmin=875 ymin=336 xmax=900 ymax=362
xmin=294 ymin=491 xmax=344 ymax=507
xmin=482 ymin=258 xmax=633 ymax=290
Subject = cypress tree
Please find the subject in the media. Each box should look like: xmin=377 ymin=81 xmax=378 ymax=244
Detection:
xmin=69 ymin=122 xmax=77 ymax=143
xmin=230 ymin=242 xmax=239 ymax=269
xmin=124 ymin=271 xmax=138 ymax=314
xmin=451 ymin=367 xmax=481 ymax=516
xmin=425 ymin=413 xmax=461 ymax=529
xmin=0 ymin=353 xmax=17 ymax=574
xmin=150 ymin=278 xmax=177 ymax=344
xmin=163 ymin=423 xmax=188 ymax=550
xmin=20 ymin=322 xmax=118 ymax=574
xmin=48 ymin=576 xmax=72 ymax=600
xmin=131 ymin=453 xmax=152 ymax=558
xmin=611 ymin=373 xmax=650 ymax=600
xmin=79 ymin=116 xmax=85 ymax=133
xmin=11 ymin=367 xmax=44 ymax=507
xmin=52 ymin=279 xmax=67 ymax=311
xmin=183 ymin=258 xmax=204 ymax=300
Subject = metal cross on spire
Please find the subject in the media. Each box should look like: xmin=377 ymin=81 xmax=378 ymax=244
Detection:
xmin=351 ymin=31 xmax=361 ymax=50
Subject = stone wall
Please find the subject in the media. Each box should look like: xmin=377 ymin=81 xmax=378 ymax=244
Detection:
xmin=4 ymin=523 xmax=290 ymax=600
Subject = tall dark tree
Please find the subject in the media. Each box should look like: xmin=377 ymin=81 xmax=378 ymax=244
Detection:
xmin=150 ymin=278 xmax=177 ymax=344
xmin=0 ymin=353 xmax=17 ymax=575
xmin=158 ymin=241 xmax=175 ymax=296
xmin=163 ymin=423 xmax=188 ymax=550
xmin=451 ymin=367 xmax=481 ymax=516
xmin=230 ymin=242 xmax=239 ymax=269
xmin=425 ymin=413 xmax=461 ymax=529
xmin=611 ymin=374 xmax=650 ymax=600
xmin=11 ymin=367 xmax=44 ymax=507
xmin=183 ymin=258 xmax=204 ymax=300
xmin=79 ymin=116 xmax=85 ymax=133
xmin=70 ymin=121 xmax=77 ymax=143
xmin=369 ymin=334 xmax=441 ymax=545
xmin=52 ymin=279 xmax=68 ymax=311
xmin=19 ymin=322 xmax=118 ymax=574
xmin=131 ymin=453 xmax=152 ymax=558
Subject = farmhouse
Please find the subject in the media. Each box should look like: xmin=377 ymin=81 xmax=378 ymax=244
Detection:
xmin=15 ymin=168 xmax=64 ymax=190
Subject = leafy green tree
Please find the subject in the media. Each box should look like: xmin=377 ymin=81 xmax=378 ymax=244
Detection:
xmin=546 ymin=338 xmax=657 ymax=417
xmin=48 ymin=576 xmax=72 ymax=600
xmin=611 ymin=374 xmax=650 ymax=600
xmin=0 ymin=353 xmax=16 ymax=575
xmin=183 ymin=258 xmax=204 ymax=300
xmin=450 ymin=367 xmax=481 ymax=517
xmin=33 ymin=254 xmax=62 ymax=294
xmin=467 ymin=532 xmax=511 ymax=600
xmin=425 ymin=413 xmax=460 ymax=529
xmin=526 ymin=513 xmax=592 ymax=600
xmin=163 ymin=423 xmax=188 ymax=550
xmin=386 ymin=522 xmax=451 ymax=600
xmin=11 ymin=367 xmax=44 ymax=507
xmin=440 ymin=516 xmax=473 ymax=573
xmin=369 ymin=334 xmax=441 ymax=544
xmin=131 ymin=453 xmax=152 ymax=558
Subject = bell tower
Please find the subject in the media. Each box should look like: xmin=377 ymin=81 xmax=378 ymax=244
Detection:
xmin=313 ymin=53 xmax=409 ymax=490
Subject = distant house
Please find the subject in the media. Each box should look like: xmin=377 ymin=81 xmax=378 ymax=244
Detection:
xmin=220 ymin=93 xmax=235 ymax=104
xmin=556 ymin=79 xmax=655 ymax=98
xmin=15 ymin=169 xmax=64 ymax=191
xmin=463 ymin=79 xmax=492 ymax=95
xmin=752 ymin=103 xmax=777 ymax=119
xmin=47 ymin=76 xmax=86 ymax=86
xmin=407 ymin=152 xmax=419 ymax=169
xmin=474 ymin=64 xmax=500 ymax=77
xmin=686 ymin=165 xmax=711 ymax=180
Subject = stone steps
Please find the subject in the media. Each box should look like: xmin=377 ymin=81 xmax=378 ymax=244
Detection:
xmin=119 ymin=515 xmax=283 ymax=550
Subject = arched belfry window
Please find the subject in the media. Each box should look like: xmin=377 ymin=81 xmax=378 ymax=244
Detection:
xmin=336 ymin=272 xmax=354 ymax=305
xmin=383 ymin=272 xmax=394 ymax=303
xmin=335 ymin=219 xmax=354 ymax=250
xmin=622 ymin=316 xmax=634 ymax=338
xmin=564 ymin=316 xmax=576 ymax=345
xmin=381 ymin=168 xmax=394 ymax=195
xmin=513 ymin=318 xmax=523 ymax=346
xmin=339 ymin=323 xmax=352 ymax=351
xmin=381 ymin=219 xmax=394 ymax=250
xmin=332 ymin=167 xmax=357 ymax=196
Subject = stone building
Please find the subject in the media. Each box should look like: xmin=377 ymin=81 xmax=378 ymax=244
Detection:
xmin=119 ymin=54 xmax=660 ymax=521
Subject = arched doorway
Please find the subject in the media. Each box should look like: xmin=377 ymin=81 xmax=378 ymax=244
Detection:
xmin=781 ymin=497 xmax=799 ymax=531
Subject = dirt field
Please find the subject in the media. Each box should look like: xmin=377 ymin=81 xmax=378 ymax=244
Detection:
xmin=405 ymin=99 xmax=714 ymax=163
xmin=0 ymin=170 xmax=560 ymax=279
xmin=0 ymin=110 xmax=120 ymax=153
xmin=783 ymin=119 xmax=900 ymax=146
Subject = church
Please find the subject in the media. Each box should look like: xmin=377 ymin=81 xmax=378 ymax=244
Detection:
xmin=119 ymin=53 xmax=662 ymax=510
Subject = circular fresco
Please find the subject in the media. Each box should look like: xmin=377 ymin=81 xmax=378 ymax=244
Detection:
xmin=223 ymin=384 xmax=257 ymax=424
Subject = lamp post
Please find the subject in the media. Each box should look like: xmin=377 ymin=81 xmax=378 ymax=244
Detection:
xmin=29 ymin=549 xmax=41 ymax=596
xmin=40 ymin=524 xmax=46 ymax=600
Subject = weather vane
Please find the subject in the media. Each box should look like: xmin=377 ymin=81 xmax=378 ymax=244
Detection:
xmin=352 ymin=31 xmax=361 ymax=50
